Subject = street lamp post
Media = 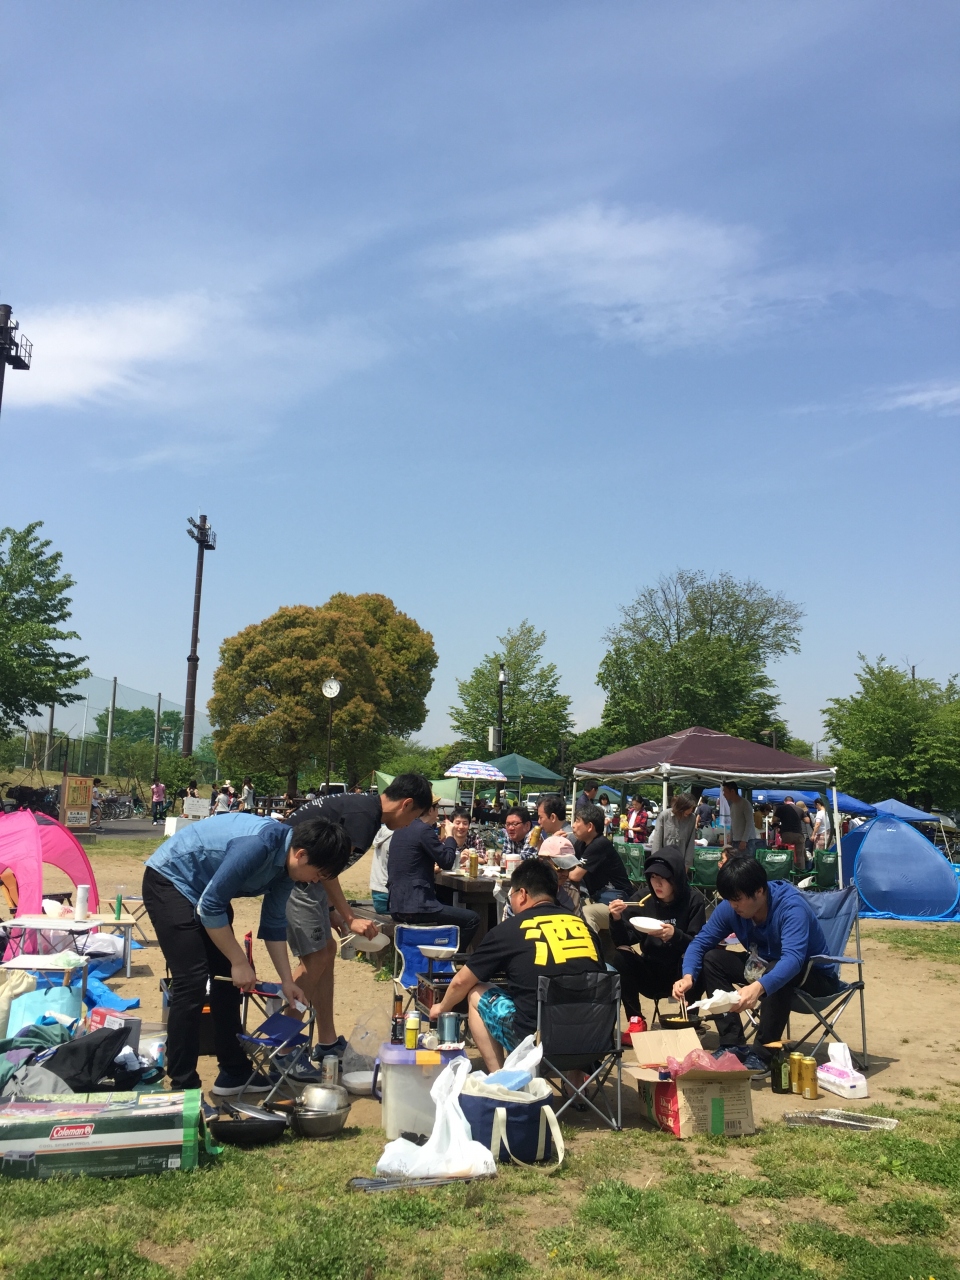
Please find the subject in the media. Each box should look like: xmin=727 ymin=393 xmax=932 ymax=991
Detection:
xmin=497 ymin=662 xmax=506 ymax=755
xmin=182 ymin=514 xmax=216 ymax=757
xmin=322 ymin=678 xmax=341 ymax=788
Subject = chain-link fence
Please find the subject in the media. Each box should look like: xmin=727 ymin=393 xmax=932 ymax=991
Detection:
xmin=16 ymin=675 xmax=215 ymax=781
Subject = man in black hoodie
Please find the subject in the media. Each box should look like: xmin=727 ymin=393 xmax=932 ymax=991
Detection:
xmin=607 ymin=846 xmax=706 ymax=1020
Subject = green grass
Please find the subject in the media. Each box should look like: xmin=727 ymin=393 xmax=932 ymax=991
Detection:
xmin=874 ymin=925 xmax=960 ymax=966
xmin=4 ymin=1105 xmax=960 ymax=1279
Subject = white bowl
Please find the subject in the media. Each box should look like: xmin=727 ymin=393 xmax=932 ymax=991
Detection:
xmin=418 ymin=945 xmax=457 ymax=960
xmin=342 ymin=1070 xmax=375 ymax=1095
xmin=628 ymin=916 xmax=664 ymax=934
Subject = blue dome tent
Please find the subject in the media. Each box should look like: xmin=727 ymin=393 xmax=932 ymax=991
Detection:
xmin=841 ymin=816 xmax=960 ymax=921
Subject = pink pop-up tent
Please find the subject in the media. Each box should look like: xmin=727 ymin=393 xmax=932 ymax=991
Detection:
xmin=0 ymin=809 xmax=100 ymax=916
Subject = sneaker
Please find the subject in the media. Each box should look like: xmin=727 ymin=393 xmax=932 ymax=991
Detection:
xmin=281 ymin=1060 xmax=327 ymax=1084
xmin=311 ymin=1035 xmax=347 ymax=1062
xmin=210 ymin=1070 xmax=272 ymax=1097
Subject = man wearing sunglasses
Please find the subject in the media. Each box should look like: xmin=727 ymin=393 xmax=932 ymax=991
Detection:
xmin=429 ymin=859 xmax=604 ymax=1071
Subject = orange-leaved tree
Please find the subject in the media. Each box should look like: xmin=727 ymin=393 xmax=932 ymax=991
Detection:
xmin=209 ymin=593 xmax=437 ymax=794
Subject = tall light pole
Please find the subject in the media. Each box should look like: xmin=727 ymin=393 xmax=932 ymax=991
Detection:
xmin=496 ymin=662 xmax=506 ymax=756
xmin=182 ymin=514 xmax=216 ymax=757
xmin=322 ymin=679 xmax=341 ymax=788
xmin=0 ymin=301 xmax=32 ymax=422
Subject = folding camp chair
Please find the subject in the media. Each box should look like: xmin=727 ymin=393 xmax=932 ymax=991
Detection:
xmin=757 ymin=846 xmax=793 ymax=882
xmin=536 ymin=970 xmax=622 ymax=1131
xmin=236 ymin=1011 xmax=315 ymax=1104
xmin=690 ymin=848 xmax=722 ymax=906
xmin=393 ymin=924 xmax=461 ymax=1014
xmin=787 ymin=886 xmax=867 ymax=1069
xmin=238 ymin=932 xmax=287 ymax=1029
xmin=814 ymin=848 xmax=839 ymax=891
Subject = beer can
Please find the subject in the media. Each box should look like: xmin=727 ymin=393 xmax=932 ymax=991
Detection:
xmin=438 ymin=1012 xmax=459 ymax=1043
xmin=468 ymin=851 xmax=479 ymax=878
xmin=321 ymin=1054 xmax=339 ymax=1085
xmin=789 ymin=1051 xmax=804 ymax=1094
xmin=404 ymin=1012 xmax=420 ymax=1050
xmin=800 ymin=1056 xmax=819 ymax=1099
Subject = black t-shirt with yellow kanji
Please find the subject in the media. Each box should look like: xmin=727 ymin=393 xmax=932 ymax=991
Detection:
xmin=465 ymin=899 xmax=605 ymax=1036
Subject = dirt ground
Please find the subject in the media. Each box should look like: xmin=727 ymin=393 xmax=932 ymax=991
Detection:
xmin=25 ymin=841 xmax=960 ymax=1130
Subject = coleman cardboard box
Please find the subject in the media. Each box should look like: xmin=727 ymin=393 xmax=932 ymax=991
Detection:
xmin=0 ymin=1090 xmax=210 ymax=1178
xmin=624 ymin=1027 xmax=755 ymax=1139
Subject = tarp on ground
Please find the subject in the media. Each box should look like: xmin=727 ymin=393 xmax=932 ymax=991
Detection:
xmin=574 ymin=726 xmax=834 ymax=788
xmin=840 ymin=815 xmax=960 ymax=920
xmin=484 ymin=753 xmax=562 ymax=785
xmin=373 ymin=773 xmax=459 ymax=801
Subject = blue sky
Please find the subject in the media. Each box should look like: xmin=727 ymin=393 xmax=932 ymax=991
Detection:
xmin=2 ymin=0 xmax=957 ymax=751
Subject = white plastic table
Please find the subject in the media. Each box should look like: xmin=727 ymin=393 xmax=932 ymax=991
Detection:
xmin=5 ymin=913 xmax=139 ymax=978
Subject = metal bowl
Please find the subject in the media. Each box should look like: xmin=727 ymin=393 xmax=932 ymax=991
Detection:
xmin=291 ymin=1103 xmax=351 ymax=1139
xmin=298 ymin=1083 xmax=349 ymax=1113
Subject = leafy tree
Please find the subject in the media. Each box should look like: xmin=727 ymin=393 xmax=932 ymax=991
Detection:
xmin=93 ymin=706 xmax=182 ymax=749
xmin=822 ymin=656 xmax=960 ymax=810
xmin=0 ymin=523 xmax=89 ymax=732
xmin=209 ymin=593 xmax=437 ymax=793
xmin=377 ymin=735 xmax=435 ymax=778
xmin=598 ymin=570 xmax=803 ymax=747
xmin=450 ymin=621 xmax=573 ymax=765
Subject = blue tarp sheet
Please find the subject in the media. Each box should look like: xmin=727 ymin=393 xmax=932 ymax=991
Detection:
xmin=840 ymin=816 xmax=960 ymax=921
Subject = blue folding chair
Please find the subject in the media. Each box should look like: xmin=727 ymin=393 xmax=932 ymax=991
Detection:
xmin=789 ymin=886 xmax=868 ymax=1069
xmin=236 ymin=1011 xmax=314 ymax=1104
xmin=393 ymin=925 xmax=460 ymax=987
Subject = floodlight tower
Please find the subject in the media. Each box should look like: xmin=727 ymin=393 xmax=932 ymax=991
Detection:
xmin=182 ymin=514 xmax=216 ymax=757
xmin=0 ymin=301 xmax=33 ymax=421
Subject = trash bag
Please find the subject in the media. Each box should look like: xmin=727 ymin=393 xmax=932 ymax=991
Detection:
xmin=483 ymin=1034 xmax=542 ymax=1090
xmin=343 ymin=1007 xmax=391 ymax=1076
xmin=376 ymin=1057 xmax=496 ymax=1178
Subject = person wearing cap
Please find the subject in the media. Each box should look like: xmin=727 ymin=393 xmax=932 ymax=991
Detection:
xmin=607 ymin=846 xmax=706 ymax=1022
xmin=539 ymin=833 xmax=586 ymax=919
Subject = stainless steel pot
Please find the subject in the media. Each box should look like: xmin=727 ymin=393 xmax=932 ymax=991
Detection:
xmin=291 ymin=1104 xmax=351 ymax=1139
xmin=298 ymin=1083 xmax=349 ymax=1113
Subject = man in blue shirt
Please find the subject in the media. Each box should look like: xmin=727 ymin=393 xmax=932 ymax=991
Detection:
xmin=673 ymin=857 xmax=841 ymax=1053
xmin=142 ymin=813 xmax=351 ymax=1095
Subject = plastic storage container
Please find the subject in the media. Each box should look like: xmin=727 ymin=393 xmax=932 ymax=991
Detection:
xmin=377 ymin=1042 xmax=468 ymax=1140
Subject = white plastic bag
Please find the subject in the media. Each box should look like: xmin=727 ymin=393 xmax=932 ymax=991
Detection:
xmin=342 ymin=1008 xmax=391 ymax=1076
xmin=686 ymin=989 xmax=740 ymax=1016
xmin=817 ymin=1043 xmax=868 ymax=1099
xmin=376 ymin=1057 xmax=496 ymax=1178
xmin=483 ymin=1033 xmax=543 ymax=1089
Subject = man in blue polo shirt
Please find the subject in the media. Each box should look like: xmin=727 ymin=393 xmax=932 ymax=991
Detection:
xmin=142 ymin=812 xmax=350 ymax=1095
xmin=673 ymin=857 xmax=841 ymax=1054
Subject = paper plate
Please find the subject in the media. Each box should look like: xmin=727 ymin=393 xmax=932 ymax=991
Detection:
xmin=351 ymin=932 xmax=389 ymax=953
xmin=418 ymin=945 xmax=457 ymax=960
xmin=628 ymin=916 xmax=664 ymax=934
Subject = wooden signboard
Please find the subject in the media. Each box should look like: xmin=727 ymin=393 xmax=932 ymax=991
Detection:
xmin=61 ymin=775 xmax=93 ymax=829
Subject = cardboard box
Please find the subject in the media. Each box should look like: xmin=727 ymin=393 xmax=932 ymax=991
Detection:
xmin=624 ymin=1028 xmax=755 ymax=1139
xmin=87 ymin=1008 xmax=141 ymax=1052
xmin=0 ymin=1091 xmax=204 ymax=1178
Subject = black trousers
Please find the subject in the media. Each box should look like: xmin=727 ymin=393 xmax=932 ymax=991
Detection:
xmin=611 ymin=949 xmax=676 ymax=1019
xmin=142 ymin=866 xmax=250 ymax=1089
xmin=391 ymin=905 xmax=480 ymax=949
xmin=695 ymin=946 xmax=842 ymax=1047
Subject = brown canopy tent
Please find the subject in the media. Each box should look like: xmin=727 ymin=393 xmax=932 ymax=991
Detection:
xmin=572 ymin=726 xmax=843 ymax=881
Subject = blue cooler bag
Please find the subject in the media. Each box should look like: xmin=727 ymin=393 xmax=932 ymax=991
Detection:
xmin=459 ymin=1075 xmax=564 ymax=1168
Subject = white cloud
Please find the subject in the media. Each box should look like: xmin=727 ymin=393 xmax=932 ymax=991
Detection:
xmin=432 ymin=204 xmax=824 ymax=347
xmin=877 ymin=381 xmax=960 ymax=415
xmin=1 ymin=292 xmax=390 ymax=470
xmin=4 ymin=295 xmax=213 ymax=408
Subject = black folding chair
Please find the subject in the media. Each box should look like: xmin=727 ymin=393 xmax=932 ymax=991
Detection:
xmin=536 ymin=971 xmax=622 ymax=1131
